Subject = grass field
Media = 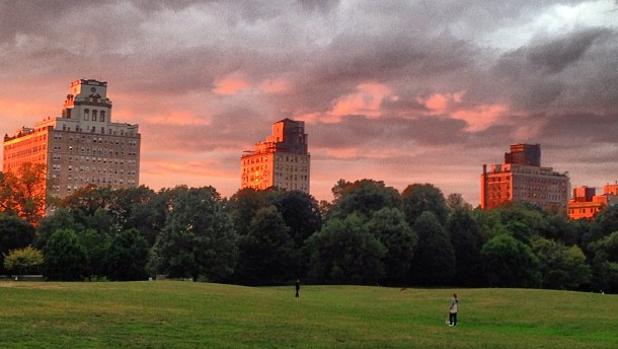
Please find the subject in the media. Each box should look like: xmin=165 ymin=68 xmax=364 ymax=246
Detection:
xmin=0 ymin=281 xmax=616 ymax=349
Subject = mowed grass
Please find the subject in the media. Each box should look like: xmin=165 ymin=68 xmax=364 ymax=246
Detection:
xmin=0 ymin=282 xmax=616 ymax=349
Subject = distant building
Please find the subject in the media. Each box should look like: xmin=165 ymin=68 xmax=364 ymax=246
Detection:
xmin=240 ymin=118 xmax=310 ymax=193
xmin=481 ymin=144 xmax=569 ymax=214
xmin=568 ymin=183 xmax=618 ymax=220
xmin=3 ymin=79 xmax=141 ymax=203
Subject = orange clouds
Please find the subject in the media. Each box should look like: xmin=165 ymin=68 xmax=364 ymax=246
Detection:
xmin=295 ymin=82 xmax=396 ymax=124
xmin=332 ymin=83 xmax=393 ymax=117
xmin=419 ymin=92 xmax=507 ymax=132
xmin=213 ymin=73 xmax=250 ymax=95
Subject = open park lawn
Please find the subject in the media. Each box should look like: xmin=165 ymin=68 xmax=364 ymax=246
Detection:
xmin=0 ymin=281 xmax=616 ymax=348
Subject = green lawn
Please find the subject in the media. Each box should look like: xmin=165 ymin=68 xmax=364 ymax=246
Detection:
xmin=0 ymin=281 xmax=615 ymax=348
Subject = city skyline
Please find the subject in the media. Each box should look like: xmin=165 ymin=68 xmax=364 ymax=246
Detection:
xmin=1 ymin=1 xmax=617 ymax=203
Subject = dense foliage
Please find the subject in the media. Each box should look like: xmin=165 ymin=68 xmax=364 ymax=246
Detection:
xmin=1 ymin=174 xmax=617 ymax=293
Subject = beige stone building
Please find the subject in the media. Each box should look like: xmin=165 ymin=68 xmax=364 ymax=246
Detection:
xmin=3 ymin=79 xmax=140 ymax=201
xmin=241 ymin=118 xmax=310 ymax=193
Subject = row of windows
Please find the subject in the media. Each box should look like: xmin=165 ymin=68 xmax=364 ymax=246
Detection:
xmin=4 ymin=135 xmax=47 ymax=149
xmin=60 ymin=124 xmax=136 ymax=136
xmin=51 ymin=179 xmax=136 ymax=192
xmin=52 ymin=155 xmax=135 ymax=166
xmin=83 ymin=109 xmax=106 ymax=122
xmin=54 ymin=134 xmax=138 ymax=146
xmin=569 ymin=208 xmax=600 ymax=215
xmin=52 ymin=145 xmax=137 ymax=157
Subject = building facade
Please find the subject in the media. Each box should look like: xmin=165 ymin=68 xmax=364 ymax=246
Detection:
xmin=568 ymin=183 xmax=618 ymax=220
xmin=481 ymin=144 xmax=569 ymax=214
xmin=3 ymin=79 xmax=140 ymax=202
xmin=240 ymin=118 xmax=310 ymax=193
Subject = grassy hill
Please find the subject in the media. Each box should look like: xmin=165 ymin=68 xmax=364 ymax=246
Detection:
xmin=0 ymin=281 xmax=616 ymax=348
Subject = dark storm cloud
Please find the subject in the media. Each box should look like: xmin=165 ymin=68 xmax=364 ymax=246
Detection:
xmin=310 ymin=116 xmax=468 ymax=150
xmin=491 ymin=27 xmax=618 ymax=111
xmin=526 ymin=28 xmax=609 ymax=73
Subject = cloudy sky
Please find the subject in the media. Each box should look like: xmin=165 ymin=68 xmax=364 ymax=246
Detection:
xmin=1 ymin=0 xmax=617 ymax=203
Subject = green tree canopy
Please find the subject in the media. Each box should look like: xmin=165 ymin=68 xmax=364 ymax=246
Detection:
xmin=481 ymin=233 xmax=541 ymax=288
xmin=235 ymin=206 xmax=296 ymax=285
xmin=410 ymin=211 xmax=455 ymax=285
xmin=105 ymin=229 xmax=149 ymax=281
xmin=3 ymin=246 xmax=44 ymax=275
xmin=153 ymin=186 xmax=238 ymax=282
xmin=366 ymin=207 xmax=416 ymax=285
xmin=401 ymin=183 xmax=448 ymax=225
xmin=0 ymin=213 xmax=35 ymax=273
xmin=43 ymin=229 xmax=88 ymax=281
xmin=271 ymin=190 xmax=322 ymax=248
xmin=447 ymin=208 xmax=484 ymax=286
xmin=329 ymin=179 xmax=401 ymax=219
xmin=307 ymin=213 xmax=386 ymax=284
xmin=531 ymin=238 xmax=591 ymax=290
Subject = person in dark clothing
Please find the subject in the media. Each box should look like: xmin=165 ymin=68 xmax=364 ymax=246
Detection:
xmin=295 ymin=278 xmax=301 ymax=300
xmin=449 ymin=293 xmax=458 ymax=326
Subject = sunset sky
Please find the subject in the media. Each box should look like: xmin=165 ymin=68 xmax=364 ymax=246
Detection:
xmin=1 ymin=0 xmax=617 ymax=204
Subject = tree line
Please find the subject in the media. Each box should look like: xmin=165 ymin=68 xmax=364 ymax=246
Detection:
xmin=1 ymin=174 xmax=617 ymax=293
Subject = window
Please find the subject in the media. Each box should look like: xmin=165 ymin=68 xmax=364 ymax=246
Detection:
xmin=100 ymin=111 xmax=106 ymax=122
xmin=92 ymin=110 xmax=98 ymax=122
xmin=84 ymin=109 xmax=90 ymax=121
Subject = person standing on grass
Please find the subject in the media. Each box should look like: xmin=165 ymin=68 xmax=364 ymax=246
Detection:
xmin=449 ymin=293 xmax=458 ymax=326
xmin=295 ymin=278 xmax=301 ymax=300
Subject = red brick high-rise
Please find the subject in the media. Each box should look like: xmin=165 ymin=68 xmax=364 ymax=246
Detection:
xmin=481 ymin=144 xmax=569 ymax=214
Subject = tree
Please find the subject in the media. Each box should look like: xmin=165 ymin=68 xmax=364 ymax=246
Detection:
xmin=366 ymin=207 xmax=416 ymax=285
xmin=307 ymin=213 xmax=385 ymax=284
xmin=446 ymin=193 xmax=472 ymax=211
xmin=401 ymin=183 xmax=448 ymax=226
xmin=584 ymin=206 xmax=618 ymax=248
xmin=226 ymin=188 xmax=273 ymax=236
xmin=108 ymin=186 xmax=161 ymax=246
xmin=79 ymin=228 xmax=112 ymax=279
xmin=481 ymin=234 xmax=541 ymax=288
xmin=0 ymin=213 xmax=35 ymax=273
xmin=531 ymin=238 xmax=591 ymax=290
xmin=589 ymin=231 xmax=618 ymax=293
xmin=409 ymin=211 xmax=455 ymax=285
xmin=271 ymin=190 xmax=322 ymax=248
xmin=235 ymin=206 xmax=296 ymax=285
xmin=154 ymin=187 xmax=238 ymax=282
xmin=329 ymin=179 xmax=401 ymax=218
xmin=0 ymin=163 xmax=46 ymax=224
xmin=447 ymin=209 xmax=484 ymax=286
xmin=105 ymin=229 xmax=149 ymax=281
xmin=34 ymin=208 xmax=82 ymax=249
xmin=43 ymin=229 xmax=88 ymax=281
xmin=538 ymin=214 xmax=579 ymax=247
xmin=3 ymin=246 xmax=44 ymax=275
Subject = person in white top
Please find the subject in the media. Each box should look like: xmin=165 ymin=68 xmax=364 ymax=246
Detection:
xmin=449 ymin=293 xmax=459 ymax=326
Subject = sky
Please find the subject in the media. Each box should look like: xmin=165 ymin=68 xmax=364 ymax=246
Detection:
xmin=0 ymin=0 xmax=617 ymax=204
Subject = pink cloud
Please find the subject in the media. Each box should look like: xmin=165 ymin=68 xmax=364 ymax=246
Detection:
xmin=419 ymin=92 xmax=507 ymax=131
xmin=332 ymin=83 xmax=393 ymax=117
xmin=295 ymin=82 xmax=396 ymax=124
xmin=213 ymin=73 xmax=251 ymax=95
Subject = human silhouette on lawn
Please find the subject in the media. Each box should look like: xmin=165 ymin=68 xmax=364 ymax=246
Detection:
xmin=449 ymin=293 xmax=458 ymax=326
xmin=295 ymin=278 xmax=301 ymax=300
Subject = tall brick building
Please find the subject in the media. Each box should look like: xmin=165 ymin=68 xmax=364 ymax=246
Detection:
xmin=481 ymin=144 xmax=569 ymax=214
xmin=240 ymin=118 xmax=310 ymax=193
xmin=3 ymin=79 xmax=141 ymax=202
